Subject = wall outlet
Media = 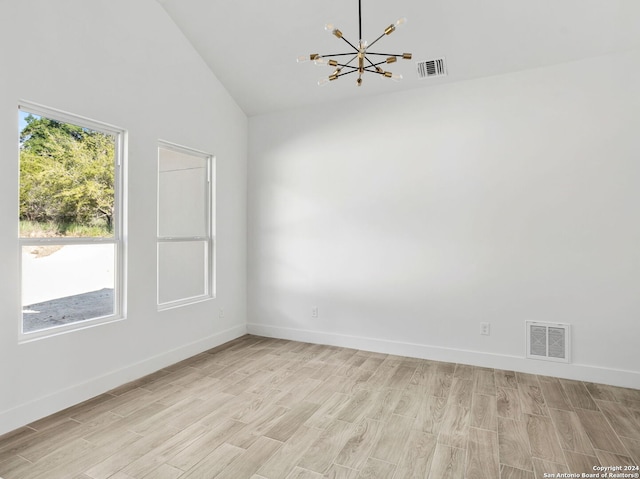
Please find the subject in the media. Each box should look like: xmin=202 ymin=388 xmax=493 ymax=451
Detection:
xmin=480 ymin=322 xmax=490 ymax=336
xmin=219 ymin=308 xmax=225 ymax=319
xmin=311 ymin=307 xmax=319 ymax=318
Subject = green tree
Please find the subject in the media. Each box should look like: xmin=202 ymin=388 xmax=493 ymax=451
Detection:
xmin=19 ymin=114 xmax=115 ymax=233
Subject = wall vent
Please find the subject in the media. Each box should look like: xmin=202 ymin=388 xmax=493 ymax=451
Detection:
xmin=416 ymin=57 xmax=447 ymax=79
xmin=526 ymin=321 xmax=571 ymax=363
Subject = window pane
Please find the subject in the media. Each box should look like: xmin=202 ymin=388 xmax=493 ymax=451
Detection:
xmin=22 ymin=243 xmax=116 ymax=333
xmin=158 ymin=147 xmax=208 ymax=238
xmin=158 ymin=241 xmax=208 ymax=305
xmin=19 ymin=110 xmax=116 ymax=239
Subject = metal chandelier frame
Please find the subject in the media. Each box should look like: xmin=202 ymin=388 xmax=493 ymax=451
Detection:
xmin=298 ymin=0 xmax=412 ymax=86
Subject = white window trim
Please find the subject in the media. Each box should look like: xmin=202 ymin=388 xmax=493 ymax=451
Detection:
xmin=18 ymin=101 xmax=126 ymax=342
xmin=157 ymin=140 xmax=215 ymax=310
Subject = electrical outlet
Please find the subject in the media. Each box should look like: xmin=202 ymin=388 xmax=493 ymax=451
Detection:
xmin=311 ymin=307 xmax=319 ymax=318
xmin=219 ymin=308 xmax=225 ymax=319
xmin=480 ymin=322 xmax=490 ymax=336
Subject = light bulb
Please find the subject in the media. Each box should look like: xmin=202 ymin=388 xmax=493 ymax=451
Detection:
xmin=395 ymin=17 xmax=407 ymax=27
xmin=391 ymin=73 xmax=403 ymax=82
xmin=359 ymin=39 xmax=368 ymax=48
xmin=297 ymin=55 xmax=309 ymax=63
xmin=325 ymin=24 xmax=343 ymax=37
xmin=318 ymin=78 xmax=330 ymax=87
xmin=313 ymin=57 xmax=328 ymax=65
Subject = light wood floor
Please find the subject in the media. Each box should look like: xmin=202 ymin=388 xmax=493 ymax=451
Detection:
xmin=1 ymin=335 xmax=639 ymax=479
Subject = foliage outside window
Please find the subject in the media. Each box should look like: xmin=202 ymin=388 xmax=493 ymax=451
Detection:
xmin=157 ymin=142 xmax=214 ymax=309
xmin=19 ymin=103 xmax=124 ymax=338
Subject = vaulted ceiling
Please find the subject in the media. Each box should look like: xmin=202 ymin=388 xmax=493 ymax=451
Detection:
xmin=156 ymin=0 xmax=640 ymax=116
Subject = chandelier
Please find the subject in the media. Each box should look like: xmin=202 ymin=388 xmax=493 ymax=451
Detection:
xmin=298 ymin=0 xmax=412 ymax=86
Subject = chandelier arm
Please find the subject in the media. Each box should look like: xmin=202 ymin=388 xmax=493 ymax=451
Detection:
xmin=339 ymin=35 xmax=360 ymax=52
xmin=337 ymin=69 xmax=358 ymax=78
xmin=366 ymin=33 xmax=387 ymax=49
xmin=363 ymin=55 xmax=382 ymax=70
xmin=337 ymin=64 xmax=360 ymax=71
xmin=341 ymin=54 xmax=359 ymax=67
xmin=364 ymin=53 xmax=405 ymax=57
xmin=317 ymin=53 xmax=363 ymax=58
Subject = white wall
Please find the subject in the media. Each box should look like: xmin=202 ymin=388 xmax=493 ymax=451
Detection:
xmin=0 ymin=0 xmax=247 ymax=435
xmin=248 ymin=49 xmax=640 ymax=388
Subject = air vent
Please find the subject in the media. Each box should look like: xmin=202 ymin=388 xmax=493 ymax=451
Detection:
xmin=526 ymin=321 xmax=571 ymax=363
xmin=416 ymin=57 xmax=447 ymax=79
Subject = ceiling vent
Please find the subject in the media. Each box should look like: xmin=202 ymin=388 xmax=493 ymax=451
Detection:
xmin=526 ymin=321 xmax=571 ymax=363
xmin=416 ymin=57 xmax=447 ymax=79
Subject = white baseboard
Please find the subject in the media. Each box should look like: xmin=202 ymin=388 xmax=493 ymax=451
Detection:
xmin=247 ymin=323 xmax=640 ymax=390
xmin=3 ymin=321 xmax=636 ymax=438
xmin=0 ymin=324 xmax=247 ymax=437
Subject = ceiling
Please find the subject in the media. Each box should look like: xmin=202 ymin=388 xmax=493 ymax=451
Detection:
xmin=156 ymin=0 xmax=640 ymax=117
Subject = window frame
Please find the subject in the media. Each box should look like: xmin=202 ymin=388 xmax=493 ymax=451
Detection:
xmin=18 ymin=101 xmax=126 ymax=341
xmin=157 ymin=140 xmax=215 ymax=310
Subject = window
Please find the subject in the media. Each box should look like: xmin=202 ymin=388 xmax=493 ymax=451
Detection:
xmin=18 ymin=102 xmax=125 ymax=338
xmin=157 ymin=142 xmax=214 ymax=309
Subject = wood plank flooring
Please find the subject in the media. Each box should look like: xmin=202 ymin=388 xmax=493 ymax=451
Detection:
xmin=0 ymin=335 xmax=638 ymax=479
